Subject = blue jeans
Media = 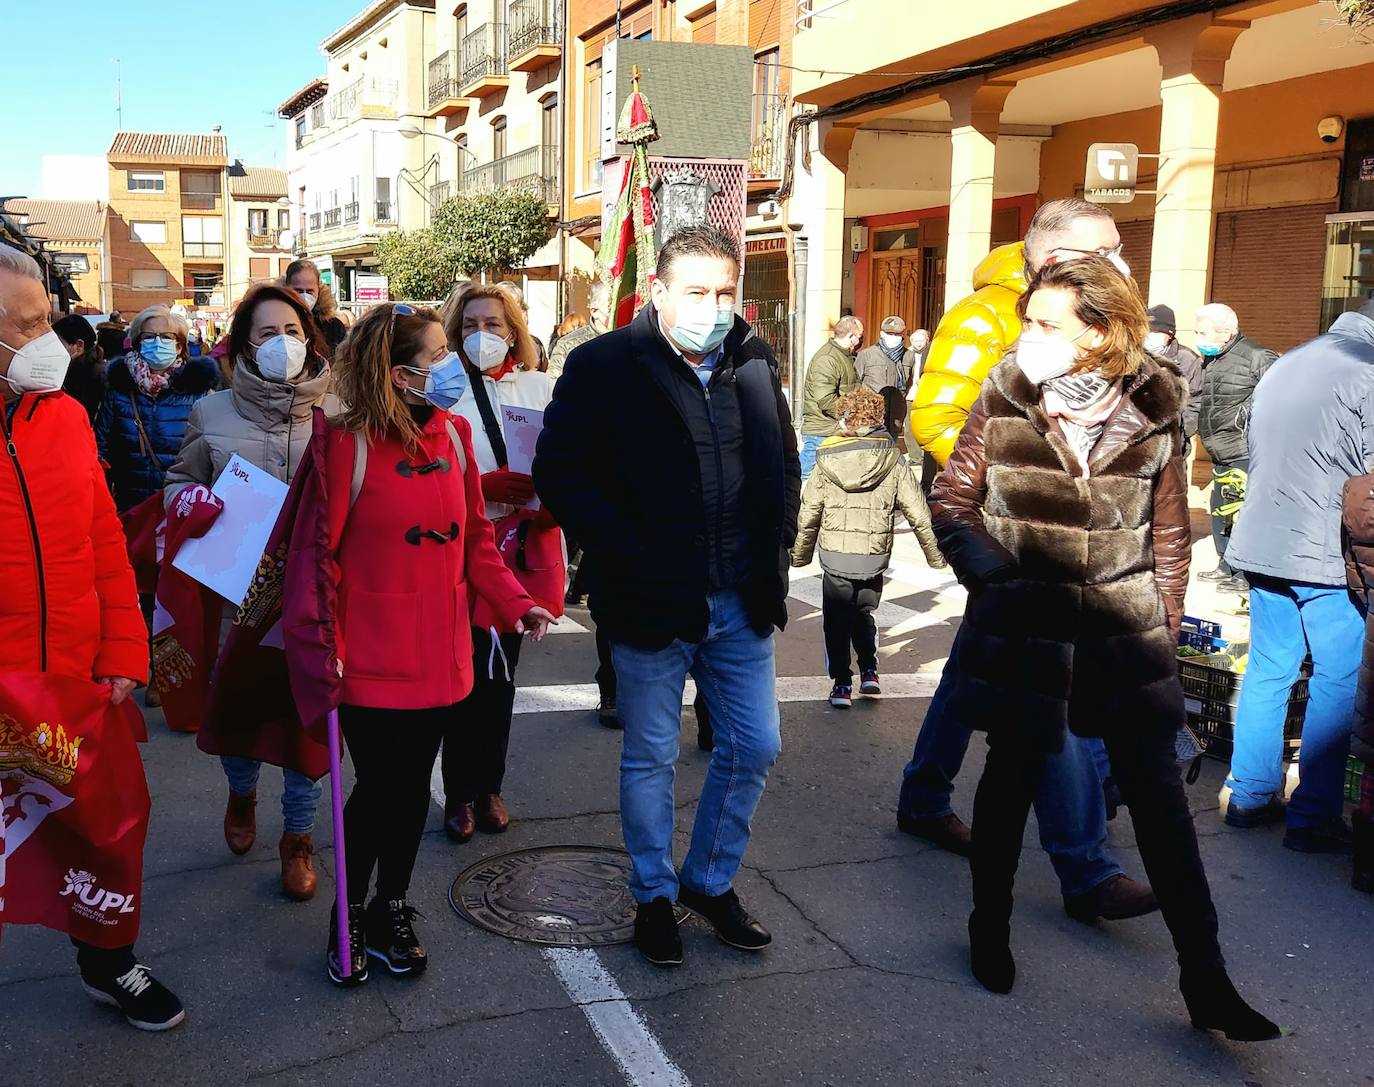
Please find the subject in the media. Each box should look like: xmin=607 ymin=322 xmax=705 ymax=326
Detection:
xmin=222 ymin=756 xmax=322 ymax=836
xmin=897 ymin=648 xmax=1123 ymax=896
xmin=799 ymin=434 xmax=824 ymax=479
xmin=611 ymin=591 xmax=782 ymax=903
xmin=1224 ymin=576 xmax=1364 ymax=827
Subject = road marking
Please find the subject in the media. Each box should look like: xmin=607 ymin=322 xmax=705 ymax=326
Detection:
xmin=542 ymin=947 xmax=692 ymax=1087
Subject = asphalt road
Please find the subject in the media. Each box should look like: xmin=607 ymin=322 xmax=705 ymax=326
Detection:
xmin=1 ymin=524 xmax=1368 ymax=1087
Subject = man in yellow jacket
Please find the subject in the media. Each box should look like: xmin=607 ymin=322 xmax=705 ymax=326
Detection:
xmin=897 ymin=198 xmax=1160 ymax=926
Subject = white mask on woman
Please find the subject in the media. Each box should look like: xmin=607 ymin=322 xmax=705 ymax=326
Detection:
xmin=1016 ymin=328 xmax=1090 ymax=386
xmin=463 ymin=330 xmax=511 ymax=371
xmin=253 ymin=334 xmax=309 ymax=382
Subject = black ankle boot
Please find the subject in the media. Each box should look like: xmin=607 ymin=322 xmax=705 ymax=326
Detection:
xmin=968 ymin=912 xmax=1015 ymax=994
xmin=1179 ymin=965 xmax=1281 ymax=1041
xmin=1354 ymin=809 xmax=1374 ymax=894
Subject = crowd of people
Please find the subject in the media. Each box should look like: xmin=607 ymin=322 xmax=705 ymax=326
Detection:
xmin=1 ymin=194 xmax=1371 ymax=1049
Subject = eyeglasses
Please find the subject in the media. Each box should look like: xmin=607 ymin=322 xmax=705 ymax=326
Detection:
xmin=1051 ymin=244 xmax=1125 ymax=260
xmin=388 ymin=303 xmax=416 ymax=335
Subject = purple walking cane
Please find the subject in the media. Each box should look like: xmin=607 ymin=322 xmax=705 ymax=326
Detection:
xmin=327 ymin=708 xmax=351 ymax=977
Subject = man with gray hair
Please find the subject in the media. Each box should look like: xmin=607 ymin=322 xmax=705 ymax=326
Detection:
xmin=1194 ymin=301 xmax=1278 ymax=592
xmin=548 ymin=279 xmax=611 ymax=382
xmin=855 ymin=314 xmax=910 ymax=437
xmin=800 ymin=314 xmax=863 ymax=477
xmin=0 ymin=243 xmax=184 ymax=1030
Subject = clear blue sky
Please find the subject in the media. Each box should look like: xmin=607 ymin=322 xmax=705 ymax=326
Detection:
xmin=0 ymin=0 xmax=365 ymax=199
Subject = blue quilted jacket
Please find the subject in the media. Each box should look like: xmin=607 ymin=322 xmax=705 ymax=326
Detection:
xmin=96 ymin=355 xmax=221 ymax=510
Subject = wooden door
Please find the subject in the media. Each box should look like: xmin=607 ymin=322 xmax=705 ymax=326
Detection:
xmin=869 ymin=252 xmax=922 ymax=341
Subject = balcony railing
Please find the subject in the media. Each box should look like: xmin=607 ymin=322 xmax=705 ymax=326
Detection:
xmin=461 ymin=145 xmax=559 ymax=205
xmin=325 ymin=75 xmax=399 ymax=126
xmin=246 ymin=228 xmax=276 ymax=248
xmin=429 ymin=180 xmax=453 ymax=212
xmin=461 ymin=23 xmax=508 ymax=88
xmin=508 ymin=0 xmax=560 ymax=60
xmin=375 ymin=200 xmax=396 ymax=224
xmin=323 ymin=207 xmax=341 ymax=228
xmin=309 ymin=212 xmax=322 ymax=231
xmin=427 ymin=50 xmax=459 ymax=109
xmin=751 ymin=93 xmax=789 ymax=180
xmin=344 ymin=201 xmax=360 ymax=225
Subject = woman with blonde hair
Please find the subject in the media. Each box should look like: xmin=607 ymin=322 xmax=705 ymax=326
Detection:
xmin=932 ymin=256 xmax=1280 ymax=1040
xmin=289 ymin=302 xmax=554 ymax=985
xmin=436 ymin=283 xmax=563 ymax=843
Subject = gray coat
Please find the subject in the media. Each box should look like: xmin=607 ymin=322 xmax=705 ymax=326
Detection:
xmin=855 ymin=343 xmax=905 ymax=395
xmin=1226 ymin=306 xmax=1374 ymax=586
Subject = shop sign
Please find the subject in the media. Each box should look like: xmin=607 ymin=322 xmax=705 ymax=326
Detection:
xmin=1085 ymin=143 xmax=1140 ymax=204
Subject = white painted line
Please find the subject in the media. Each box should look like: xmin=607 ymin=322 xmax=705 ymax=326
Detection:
xmin=786 ymin=572 xmax=965 ymax=638
xmin=542 ymin=947 xmax=692 ymax=1087
xmin=547 ymin=614 xmax=589 ymax=635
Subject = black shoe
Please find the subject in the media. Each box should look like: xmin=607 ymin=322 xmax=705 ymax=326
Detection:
xmin=896 ymin=811 xmax=973 ymax=858
xmin=598 ymin=698 xmax=623 ymax=730
xmin=634 ymin=896 xmax=684 ymax=966
xmin=327 ymin=902 xmax=370 ymax=987
xmin=1225 ymin=796 xmax=1286 ymax=828
xmin=1180 ymin=965 xmax=1282 ymax=1041
xmin=695 ymin=697 xmax=713 ymax=752
xmin=81 ymin=962 xmax=185 ymax=1031
xmin=1216 ymin=575 xmax=1250 ymax=594
xmin=677 ymin=886 xmax=772 ymax=951
xmin=365 ymin=897 xmax=428 ymax=976
xmin=968 ymin=912 xmax=1015 ymax=994
xmin=1198 ymin=566 xmax=1230 ymax=582
xmin=1102 ymin=777 xmax=1123 ymax=822
xmin=1283 ymin=818 xmax=1354 ymax=855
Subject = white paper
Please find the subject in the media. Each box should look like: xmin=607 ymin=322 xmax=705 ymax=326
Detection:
xmin=500 ymin=404 xmax=544 ymax=475
xmin=172 ymin=455 xmax=289 ymax=606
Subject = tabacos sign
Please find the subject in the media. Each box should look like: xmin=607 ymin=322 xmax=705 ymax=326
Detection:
xmin=1084 ymin=143 xmax=1140 ymax=204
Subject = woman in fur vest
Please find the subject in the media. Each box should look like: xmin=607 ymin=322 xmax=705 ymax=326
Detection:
xmin=930 ymin=256 xmax=1280 ymax=1042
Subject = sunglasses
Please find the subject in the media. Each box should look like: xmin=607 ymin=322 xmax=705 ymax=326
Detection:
xmin=388 ymin=303 xmax=416 ymax=335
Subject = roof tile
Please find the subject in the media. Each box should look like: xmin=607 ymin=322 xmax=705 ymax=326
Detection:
xmin=4 ymin=199 xmax=104 ymax=244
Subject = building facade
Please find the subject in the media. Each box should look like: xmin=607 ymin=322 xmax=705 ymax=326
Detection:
xmin=785 ymin=0 xmax=1374 ymax=369
xmin=4 ymin=199 xmax=107 ymax=314
xmin=104 ymin=132 xmax=230 ymax=318
xmin=226 ymin=165 xmax=295 ymax=305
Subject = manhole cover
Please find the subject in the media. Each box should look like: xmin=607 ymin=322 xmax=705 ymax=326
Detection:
xmin=450 ymin=845 xmax=638 ymax=947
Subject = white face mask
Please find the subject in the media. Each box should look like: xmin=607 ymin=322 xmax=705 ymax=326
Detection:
xmin=879 ymin=332 xmax=904 ymax=351
xmin=0 ymin=329 xmax=71 ymax=395
xmin=253 ymin=334 xmax=309 ymax=382
xmin=1143 ymin=332 xmax=1170 ymax=355
xmin=463 ymin=330 xmax=511 ymax=371
xmin=1016 ymin=327 xmax=1090 ymax=386
xmin=296 ymin=291 xmax=318 ymax=311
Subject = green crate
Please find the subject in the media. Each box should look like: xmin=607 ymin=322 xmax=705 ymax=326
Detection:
xmin=1348 ymin=756 xmax=1367 ymax=804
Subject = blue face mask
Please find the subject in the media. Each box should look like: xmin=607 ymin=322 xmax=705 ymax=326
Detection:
xmin=670 ymin=301 xmax=734 ymax=355
xmin=404 ymin=352 xmax=468 ymax=411
xmin=139 ymin=336 xmax=179 ymax=370
xmin=1197 ymin=341 xmax=1223 ymax=357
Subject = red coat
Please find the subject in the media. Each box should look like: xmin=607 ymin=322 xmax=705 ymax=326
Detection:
xmin=303 ymin=412 xmax=532 ymax=711
xmin=0 ymin=393 xmax=147 ymax=683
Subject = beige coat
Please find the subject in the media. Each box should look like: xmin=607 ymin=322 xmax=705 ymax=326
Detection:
xmin=792 ymin=429 xmax=945 ymax=579
xmin=164 ymin=354 xmax=335 ymax=503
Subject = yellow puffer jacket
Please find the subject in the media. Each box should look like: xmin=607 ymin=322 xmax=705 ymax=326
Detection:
xmin=910 ymin=242 xmax=1028 ymax=464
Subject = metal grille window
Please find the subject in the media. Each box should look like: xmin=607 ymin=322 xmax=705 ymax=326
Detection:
xmin=461 ymin=23 xmax=508 ymax=86
xmin=743 ymin=243 xmax=791 ymax=384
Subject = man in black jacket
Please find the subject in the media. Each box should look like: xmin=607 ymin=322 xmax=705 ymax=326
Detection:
xmin=534 ymin=226 xmax=800 ymax=967
xmin=1194 ymin=302 xmax=1278 ymax=591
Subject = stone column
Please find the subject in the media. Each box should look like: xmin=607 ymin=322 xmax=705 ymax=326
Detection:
xmin=941 ymin=77 xmax=1016 ymax=308
xmin=1145 ymin=14 xmax=1249 ymax=339
xmin=788 ymin=119 xmax=853 ymax=365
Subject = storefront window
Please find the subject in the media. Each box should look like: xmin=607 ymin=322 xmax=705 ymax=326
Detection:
xmin=1322 ymin=215 xmax=1374 ymax=332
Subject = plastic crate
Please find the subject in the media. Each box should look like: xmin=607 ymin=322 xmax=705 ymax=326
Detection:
xmin=1348 ymin=756 xmax=1368 ymax=804
xmin=1177 ymin=652 xmax=1308 ymax=762
xmin=1179 ymin=615 xmax=1225 ymax=653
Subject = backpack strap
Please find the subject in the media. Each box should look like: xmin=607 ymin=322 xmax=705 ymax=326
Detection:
xmin=350 ymin=422 xmax=468 ymax=512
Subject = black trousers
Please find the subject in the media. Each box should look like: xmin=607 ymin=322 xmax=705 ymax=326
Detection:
xmin=72 ymin=939 xmax=136 ymax=979
xmin=971 ymin=725 xmax=1223 ymax=969
xmin=442 ymin=627 xmax=523 ymax=803
xmin=822 ymin=571 xmax=883 ymax=682
xmin=1208 ymin=457 xmax=1247 ymax=574
xmin=595 ymin=624 xmax=617 ymax=704
xmin=339 ymin=704 xmax=448 ymax=905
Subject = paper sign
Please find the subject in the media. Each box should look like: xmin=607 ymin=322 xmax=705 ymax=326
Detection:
xmin=501 ymin=404 xmax=544 ymax=476
xmin=173 ymin=455 xmax=289 ymax=606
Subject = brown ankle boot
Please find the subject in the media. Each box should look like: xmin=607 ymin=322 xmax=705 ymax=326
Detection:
xmin=475 ymin=793 xmax=510 ymax=833
xmin=224 ymin=791 xmax=257 ymax=855
xmin=279 ymin=832 xmax=318 ymax=901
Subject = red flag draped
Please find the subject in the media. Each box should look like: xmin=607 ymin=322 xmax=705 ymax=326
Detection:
xmin=597 ymin=70 xmax=659 ymax=330
xmin=0 ymin=673 xmax=149 ymax=949
xmin=119 ymin=493 xmax=165 ymax=596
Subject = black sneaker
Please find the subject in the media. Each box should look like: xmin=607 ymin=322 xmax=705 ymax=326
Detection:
xmin=81 ymin=962 xmax=185 ymax=1031
xmin=1284 ymin=818 xmax=1355 ymax=855
xmin=327 ymin=902 xmax=370 ymax=986
xmin=634 ymin=896 xmax=684 ymax=966
xmin=597 ymin=699 xmax=623 ymax=730
xmin=677 ymin=886 xmax=772 ymax=951
xmin=365 ymin=897 xmax=428 ymax=976
xmin=1225 ymin=796 xmax=1286 ymax=828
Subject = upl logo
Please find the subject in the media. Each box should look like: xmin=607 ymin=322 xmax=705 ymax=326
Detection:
xmin=1084 ymin=143 xmax=1140 ymax=204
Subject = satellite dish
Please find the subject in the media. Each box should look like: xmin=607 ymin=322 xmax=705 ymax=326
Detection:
xmin=278 ymin=230 xmax=296 ymax=252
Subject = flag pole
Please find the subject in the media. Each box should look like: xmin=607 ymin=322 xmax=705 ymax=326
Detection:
xmin=327 ymin=708 xmax=350 ymax=978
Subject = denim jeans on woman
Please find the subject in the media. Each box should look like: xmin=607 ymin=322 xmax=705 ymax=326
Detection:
xmin=222 ymin=757 xmax=321 ymax=835
xmin=611 ymin=590 xmax=782 ymax=903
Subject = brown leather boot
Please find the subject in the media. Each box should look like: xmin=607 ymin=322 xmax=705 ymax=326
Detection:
xmin=445 ymin=802 xmax=476 ymax=843
xmin=224 ymin=791 xmax=257 ymax=855
xmin=475 ymin=793 xmax=510 ymax=833
xmin=279 ymin=832 xmax=318 ymax=901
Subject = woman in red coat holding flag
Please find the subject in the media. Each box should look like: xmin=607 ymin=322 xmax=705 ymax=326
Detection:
xmin=292 ymin=303 xmax=555 ymax=986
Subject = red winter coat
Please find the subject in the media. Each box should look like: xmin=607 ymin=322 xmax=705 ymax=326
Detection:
xmin=0 ymin=393 xmax=147 ymax=683
xmin=302 ymin=412 xmax=532 ymax=711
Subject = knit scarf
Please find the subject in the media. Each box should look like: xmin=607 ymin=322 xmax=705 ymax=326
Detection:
xmin=129 ymin=356 xmax=182 ymax=398
xmin=1040 ymin=371 xmax=1124 ymax=478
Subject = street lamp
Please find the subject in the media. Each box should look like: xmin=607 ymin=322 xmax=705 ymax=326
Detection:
xmin=397 ymin=123 xmax=480 ymax=223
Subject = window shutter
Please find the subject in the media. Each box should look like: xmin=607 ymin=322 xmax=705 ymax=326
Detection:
xmin=691 ymin=7 xmax=717 ymax=43
xmin=750 ymin=0 xmax=780 ymax=48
